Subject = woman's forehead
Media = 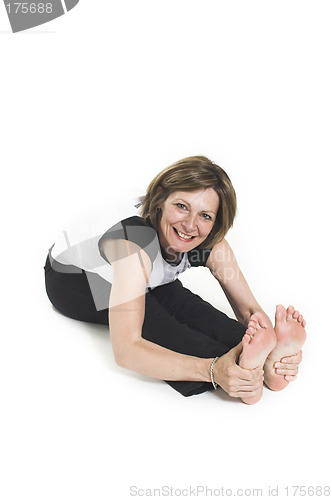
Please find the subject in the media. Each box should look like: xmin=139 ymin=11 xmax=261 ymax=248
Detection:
xmin=167 ymin=188 xmax=219 ymax=211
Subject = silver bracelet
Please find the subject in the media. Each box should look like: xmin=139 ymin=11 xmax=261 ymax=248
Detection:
xmin=210 ymin=357 xmax=219 ymax=390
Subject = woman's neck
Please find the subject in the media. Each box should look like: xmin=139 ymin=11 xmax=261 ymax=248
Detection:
xmin=160 ymin=245 xmax=182 ymax=266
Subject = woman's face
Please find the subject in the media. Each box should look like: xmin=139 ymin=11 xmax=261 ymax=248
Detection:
xmin=157 ymin=188 xmax=219 ymax=258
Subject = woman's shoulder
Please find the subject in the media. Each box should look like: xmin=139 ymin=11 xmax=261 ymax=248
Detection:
xmin=98 ymin=214 xmax=159 ymax=266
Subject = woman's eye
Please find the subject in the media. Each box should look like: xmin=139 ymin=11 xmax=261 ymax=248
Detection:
xmin=201 ymin=213 xmax=212 ymax=220
xmin=176 ymin=203 xmax=187 ymax=210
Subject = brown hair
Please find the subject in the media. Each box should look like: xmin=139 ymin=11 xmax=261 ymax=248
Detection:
xmin=140 ymin=156 xmax=237 ymax=249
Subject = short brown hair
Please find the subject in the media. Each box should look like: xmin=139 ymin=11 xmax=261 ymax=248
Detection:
xmin=140 ymin=156 xmax=237 ymax=249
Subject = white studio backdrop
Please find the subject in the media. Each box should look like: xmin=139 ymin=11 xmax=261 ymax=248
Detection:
xmin=1 ymin=1 xmax=331 ymax=499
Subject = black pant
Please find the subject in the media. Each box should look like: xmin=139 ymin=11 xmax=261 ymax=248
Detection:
xmin=44 ymin=254 xmax=246 ymax=396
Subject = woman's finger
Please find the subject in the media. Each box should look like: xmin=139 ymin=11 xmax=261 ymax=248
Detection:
xmin=280 ymin=350 xmax=302 ymax=364
xmin=229 ymin=388 xmax=262 ymax=399
xmin=274 ymin=362 xmax=298 ymax=371
xmin=276 ymin=367 xmax=298 ymax=376
xmin=235 ymin=366 xmax=264 ymax=383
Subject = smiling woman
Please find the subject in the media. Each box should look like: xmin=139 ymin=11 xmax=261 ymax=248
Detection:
xmin=140 ymin=156 xmax=237 ymax=250
xmin=44 ymin=156 xmax=306 ymax=404
xmin=156 ymin=189 xmax=219 ymax=261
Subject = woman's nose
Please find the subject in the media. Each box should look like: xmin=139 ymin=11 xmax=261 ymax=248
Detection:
xmin=182 ymin=214 xmax=196 ymax=232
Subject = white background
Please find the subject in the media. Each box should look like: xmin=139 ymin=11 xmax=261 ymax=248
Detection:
xmin=1 ymin=1 xmax=331 ymax=499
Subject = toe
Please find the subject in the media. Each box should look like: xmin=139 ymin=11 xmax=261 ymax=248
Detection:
xmin=250 ymin=313 xmax=261 ymax=324
xmin=250 ymin=312 xmax=270 ymax=328
xmin=286 ymin=305 xmax=295 ymax=321
xmin=302 ymin=319 xmax=306 ymax=328
xmin=246 ymin=326 xmax=256 ymax=337
xmin=293 ymin=310 xmax=299 ymax=320
xmin=275 ymin=304 xmax=287 ymax=323
xmin=298 ymin=314 xmax=303 ymax=323
xmin=242 ymin=333 xmax=251 ymax=345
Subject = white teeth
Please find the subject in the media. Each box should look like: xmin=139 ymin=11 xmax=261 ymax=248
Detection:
xmin=176 ymin=229 xmax=194 ymax=239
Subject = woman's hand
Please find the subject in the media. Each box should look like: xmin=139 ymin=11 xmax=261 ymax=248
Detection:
xmin=213 ymin=343 xmax=264 ymax=400
xmin=274 ymin=350 xmax=303 ymax=381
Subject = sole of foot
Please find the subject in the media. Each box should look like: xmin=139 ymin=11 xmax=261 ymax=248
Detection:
xmin=239 ymin=313 xmax=277 ymax=404
xmin=264 ymin=305 xmax=307 ymax=391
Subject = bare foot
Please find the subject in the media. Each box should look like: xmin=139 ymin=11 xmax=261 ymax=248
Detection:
xmin=264 ymin=305 xmax=307 ymax=391
xmin=239 ymin=313 xmax=277 ymax=404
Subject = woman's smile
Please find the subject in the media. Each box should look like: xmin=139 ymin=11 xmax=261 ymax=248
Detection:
xmin=172 ymin=227 xmax=196 ymax=241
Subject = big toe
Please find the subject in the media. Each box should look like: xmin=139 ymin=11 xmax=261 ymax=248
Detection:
xmin=250 ymin=312 xmax=269 ymax=328
xmin=275 ymin=304 xmax=287 ymax=323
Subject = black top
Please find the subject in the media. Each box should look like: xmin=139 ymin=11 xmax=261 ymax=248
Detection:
xmin=98 ymin=216 xmax=212 ymax=267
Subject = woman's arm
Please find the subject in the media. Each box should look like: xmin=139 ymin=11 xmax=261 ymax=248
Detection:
xmin=101 ymin=238 xmax=263 ymax=398
xmin=102 ymin=238 xmax=212 ymax=382
xmin=206 ymin=239 xmax=270 ymax=326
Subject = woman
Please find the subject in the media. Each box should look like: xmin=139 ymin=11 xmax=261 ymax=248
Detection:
xmin=44 ymin=156 xmax=306 ymax=404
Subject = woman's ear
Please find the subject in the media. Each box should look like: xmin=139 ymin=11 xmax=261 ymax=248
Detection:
xmin=155 ymin=186 xmax=165 ymax=215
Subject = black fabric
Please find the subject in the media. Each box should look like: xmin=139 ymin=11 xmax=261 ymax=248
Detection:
xmin=44 ymin=253 xmax=110 ymax=324
xmin=98 ymin=215 xmax=212 ymax=267
xmin=98 ymin=216 xmax=160 ymax=264
xmin=44 ymin=254 xmax=246 ymax=397
xmin=142 ymin=280 xmax=246 ymax=396
xmin=187 ymin=247 xmax=212 ymax=267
